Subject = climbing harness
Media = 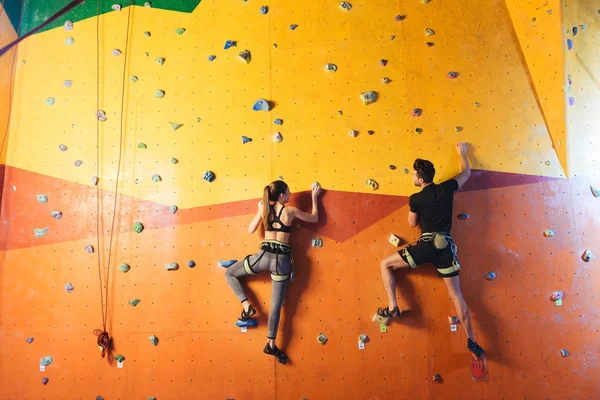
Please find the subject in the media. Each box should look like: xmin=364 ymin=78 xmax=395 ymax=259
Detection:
xmin=401 ymin=232 xmax=461 ymax=275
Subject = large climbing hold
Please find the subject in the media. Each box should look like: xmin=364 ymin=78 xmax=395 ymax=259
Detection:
xmin=203 ymin=171 xmax=216 ymax=182
xmin=339 ymin=2 xmax=352 ymax=11
xmin=224 ymin=40 xmax=237 ymax=50
xmin=218 ymin=260 xmax=237 ymax=268
xmin=253 ymin=99 xmax=271 ymax=112
xmin=133 ymin=222 xmax=144 ymax=233
xmin=360 ymin=91 xmax=377 ymax=105
xmin=590 ymin=186 xmax=600 ymax=197
xmin=238 ymin=50 xmax=251 ymax=64
xmin=166 ymin=262 xmax=179 ymax=271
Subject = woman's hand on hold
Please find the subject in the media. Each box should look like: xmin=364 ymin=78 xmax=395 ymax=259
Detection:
xmin=311 ymin=184 xmax=321 ymax=199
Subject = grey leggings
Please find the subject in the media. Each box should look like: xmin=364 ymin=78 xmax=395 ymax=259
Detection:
xmin=224 ymin=242 xmax=293 ymax=339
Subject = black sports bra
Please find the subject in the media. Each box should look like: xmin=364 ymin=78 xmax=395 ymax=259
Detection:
xmin=267 ymin=204 xmax=292 ymax=233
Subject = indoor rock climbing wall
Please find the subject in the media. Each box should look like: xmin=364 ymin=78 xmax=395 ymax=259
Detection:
xmin=0 ymin=0 xmax=599 ymax=399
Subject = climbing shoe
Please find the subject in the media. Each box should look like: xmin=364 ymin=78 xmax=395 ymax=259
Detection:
xmin=264 ymin=343 xmax=287 ymax=364
xmin=376 ymin=306 xmax=402 ymax=319
xmin=239 ymin=304 xmax=256 ymax=321
xmin=468 ymin=338 xmax=485 ymax=359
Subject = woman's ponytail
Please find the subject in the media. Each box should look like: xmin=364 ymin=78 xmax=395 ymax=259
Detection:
xmin=262 ymin=185 xmax=271 ymax=230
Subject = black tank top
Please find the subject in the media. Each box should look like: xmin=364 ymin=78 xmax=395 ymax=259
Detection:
xmin=268 ymin=204 xmax=292 ymax=233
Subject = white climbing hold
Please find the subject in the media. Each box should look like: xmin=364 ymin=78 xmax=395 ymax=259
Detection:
xmin=144 ymin=1 xmax=151 ymax=7
xmin=544 ymin=229 xmax=554 ymax=237
xmin=59 ymin=144 xmax=68 ymax=151
xmin=65 ymin=37 xmax=75 ymax=45
xmin=64 ymin=20 xmax=73 ymax=31
xmin=425 ymin=28 xmax=435 ymax=36
xmin=37 ymin=194 xmax=48 ymax=203
xmin=130 ymin=76 xmax=138 ymax=82
xmin=85 ymin=244 xmax=94 ymax=253
xmin=360 ymin=91 xmax=377 ymax=105
xmin=64 ymin=283 xmax=74 ymax=293
xmin=253 ymin=99 xmax=271 ymax=112
xmin=92 ymin=176 xmax=99 ymax=186
xmin=34 ymin=228 xmax=49 ymax=238
xmin=312 ymin=238 xmax=323 ymax=247
xmin=74 ymin=160 xmax=83 ymax=167
xmin=339 ymin=1 xmax=352 ymax=11
xmin=165 ymin=262 xmax=179 ymax=271
xmin=170 ymin=157 xmax=178 ymax=164
xmin=46 ymin=97 xmax=55 ymax=106
xmin=170 ymin=205 xmax=178 ymax=214
xmin=50 ymin=211 xmax=63 ymax=220
xmin=111 ymin=4 xmax=121 ymax=11
xmin=112 ymin=49 xmax=121 ymax=56
xmin=97 ymin=110 xmax=107 ymax=121
xmin=582 ymin=249 xmax=592 ymax=262
xmin=63 ymin=80 xmax=73 ymax=87
xmin=590 ymin=186 xmax=600 ymax=197
xmin=238 ymin=50 xmax=251 ymax=64
xmin=389 ymin=233 xmax=401 ymax=247
xmin=156 ymin=57 xmax=165 ymax=65
xmin=349 ymin=130 xmax=358 ymax=137
xmin=154 ymin=90 xmax=165 ymax=98
xmin=324 ymin=63 xmax=337 ymax=72
xmin=169 ymin=122 xmax=183 ymax=131
xmin=273 ymin=132 xmax=283 ymax=143
xmin=366 ymin=179 xmax=379 ymax=191
xmin=152 ymin=174 xmax=162 ymax=182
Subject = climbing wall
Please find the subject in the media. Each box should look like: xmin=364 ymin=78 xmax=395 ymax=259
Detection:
xmin=0 ymin=0 xmax=599 ymax=399
xmin=0 ymin=1 xmax=17 ymax=169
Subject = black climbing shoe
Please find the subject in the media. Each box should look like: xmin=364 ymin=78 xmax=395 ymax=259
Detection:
xmin=377 ymin=306 xmax=402 ymax=319
xmin=239 ymin=305 xmax=256 ymax=321
xmin=264 ymin=343 xmax=287 ymax=364
xmin=468 ymin=338 xmax=485 ymax=359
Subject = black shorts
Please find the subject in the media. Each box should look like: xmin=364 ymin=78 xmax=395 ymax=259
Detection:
xmin=398 ymin=239 xmax=460 ymax=278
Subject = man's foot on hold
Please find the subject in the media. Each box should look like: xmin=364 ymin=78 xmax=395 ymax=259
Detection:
xmin=377 ymin=306 xmax=402 ymax=319
xmin=468 ymin=338 xmax=484 ymax=359
xmin=239 ymin=304 xmax=256 ymax=321
xmin=264 ymin=343 xmax=287 ymax=364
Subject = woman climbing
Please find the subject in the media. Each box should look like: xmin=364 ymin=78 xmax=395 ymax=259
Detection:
xmin=224 ymin=180 xmax=321 ymax=363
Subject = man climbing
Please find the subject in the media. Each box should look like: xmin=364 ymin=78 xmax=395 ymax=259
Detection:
xmin=375 ymin=142 xmax=485 ymax=360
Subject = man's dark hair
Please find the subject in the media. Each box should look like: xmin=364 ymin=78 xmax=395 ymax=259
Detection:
xmin=413 ymin=158 xmax=435 ymax=183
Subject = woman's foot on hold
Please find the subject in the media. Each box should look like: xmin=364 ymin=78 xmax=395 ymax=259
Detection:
xmin=377 ymin=306 xmax=402 ymax=318
xmin=239 ymin=304 xmax=256 ymax=321
xmin=468 ymin=338 xmax=484 ymax=359
xmin=264 ymin=342 xmax=287 ymax=364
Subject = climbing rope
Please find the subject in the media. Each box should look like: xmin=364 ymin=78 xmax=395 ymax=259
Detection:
xmin=94 ymin=0 xmax=134 ymax=358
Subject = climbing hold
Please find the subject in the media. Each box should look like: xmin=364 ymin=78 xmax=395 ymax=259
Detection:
xmin=290 ymin=24 xmax=298 ymax=30
xmin=455 ymin=126 xmax=463 ymax=132
xmin=188 ymin=260 xmax=196 ymax=268
xmin=415 ymin=128 xmax=423 ymax=134
xmin=144 ymin=31 xmax=151 ymax=37
xmin=203 ymin=171 xmax=216 ymax=182
xmin=149 ymin=335 xmax=159 ymax=346
xmin=133 ymin=221 xmax=144 ymax=233
xmin=92 ymin=176 xmax=99 ymax=186
xmin=130 ymin=76 xmax=138 ymax=82
xmin=175 ymin=28 xmax=186 ymax=35
xmin=114 ymin=355 xmax=125 ymax=363
xmin=37 ymin=194 xmax=48 ymax=203
xmin=390 ymin=35 xmax=396 ymax=40
xmin=411 ymin=108 xmax=422 ymax=117
xmin=544 ymin=229 xmax=554 ymax=237
xmin=389 ymin=233 xmax=400 ymax=247
xmin=349 ymin=130 xmax=358 ymax=138
xmin=382 ymin=77 xmax=391 ymax=84
xmin=448 ymin=316 xmax=459 ymax=325
xmin=338 ymin=110 xmax=343 ymax=115
xmin=111 ymin=4 xmax=121 ymax=11
xmin=395 ymin=15 xmax=406 ymax=21
xmin=46 ymin=97 xmax=55 ymax=106
xmin=317 ymin=333 xmax=328 ymax=344
xmin=42 ymin=377 xmax=49 ymax=385
xmin=551 ymin=290 xmax=563 ymax=301
xmin=64 ymin=20 xmax=73 ymax=30
xmin=197 ymin=117 xmax=202 ymax=122
xmin=566 ymin=39 xmax=573 ymax=51
xmin=273 ymin=132 xmax=283 ymax=143
xmin=260 ymin=6 xmax=268 ymax=14
xmin=241 ymin=136 xmax=252 ymax=144
xmin=218 ymin=260 xmax=237 ymax=268
xmin=426 ymin=42 xmax=435 ymax=47
xmin=156 ymin=57 xmax=165 ymax=65
xmin=380 ymin=59 xmax=388 ymax=67
xmin=368 ymin=130 xmax=374 ymax=135
xmin=97 ymin=110 xmax=107 ymax=121
xmin=569 ymin=97 xmax=575 ymax=106
xmin=433 ymin=374 xmax=442 ymax=383
xmin=40 ymin=356 xmax=53 ymax=367
xmin=312 ymin=238 xmax=323 ymax=248
xmin=360 ymin=91 xmax=377 ymax=105
xmin=425 ymin=28 xmax=435 ymax=36
xmin=572 ymin=26 xmax=578 ymax=36
xmin=366 ymin=179 xmax=379 ymax=191
xmin=57 ymin=144 xmax=68 ymax=152
xmin=590 ymin=186 xmax=600 ymax=197
xmin=144 ymin=1 xmax=151 ymax=6
xmin=389 ymin=165 xmax=396 ymax=170
xmin=582 ymin=249 xmax=592 ymax=262
xmin=169 ymin=122 xmax=183 ymax=131
xmin=119 ymin=263 xmax=130 ymax=273
xmin=152 ymin=174 xmax=162 ymax=183
xmin=170 ymin=157 xmax=178 ymax=164
xmin=457 ymin=213 xmax=469 ymax=220
xmin=236 ymin=319 xmax=258 ymax=328
xmin=421 ymin=0 xmax=431 ymax=3
xmin=447 ymin=71 xmax=459 ymax=79
xmin=474 ymin=102 xmax=480 ymax=107
xmin=485 ymin=272 xmax=496 ymax=281
xmin=165 ymin=262 xmax=179 ymax=271
xmin=34 ymin=228 xmax=49 ymax=238
xmin=403 ymin=168 xmax=409 ymax=174
xmin=238 ymin=50 xmax=251 ymax=64
xmin=324 ymin=63 xmax=338 ymax=73
xmin=137 ymin=143 xmax=147 ymax=149
xmin=50 ymin=211 xmax=63 ymax=220
xmin=274 ymin=118 xmax=283 ymax=125
xmin=560 ymin=349 xmax=569 ymax=357
xmin=154 ymin=90 xmax=165 ymax=98
xmin=64 ymin=283 xmax=74 ymax=293
xmin=147 ymin=398 xmax=157 ymax=400
xmin=339 ymin=2 xmax=352 ymax=11
xmin=26 ymin=338 xmax=34 ymax=344
xmin=74 ymin=160 xmax=83 ymax=167
xmin=207 ymin=55 xmax=216 ymax=61
xmin=63 ymin=80 xmax=73 ymax=87
xmin=358 ymin=334 xmax=368 ymax=343
xmin=85 ymin=245 xmax=94 ymax=253
xmin=224 ymin=40 xmax=237 ymax=50
xmin=170 ymin=205 xmax=178 ymax=214
xmin=111 ymin=49 xmax=121 ymax=56
xmin=65 ymin=37 xmax=74 ymax=45
xmin=129 ymin=299 xmax=140 ymax=306
xmin=97 ymin=397 xmax=104 ymax=400
xmin=253 ymin=99 xmax=271 ymax=112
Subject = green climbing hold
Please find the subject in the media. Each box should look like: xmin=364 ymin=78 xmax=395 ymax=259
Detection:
xmin=40 ymin=356 xmax=53 ymax=367
xmin=155 ymin=90 xmax=165 ymax=98
xmin=137 ymin=143 xmax=147 ymax=149
xmin=114 ymin=355 xmax=125 ymax=363
xmin=152 ymin=174 xmax=162 ymax=182
xmin=119 ymin=263 xmax=130 ymax=273
xmin=65 ymin=37 xmax=74 ymax=45
xmin=149 ymin=335 xmax=159 ymax=346
xmin=156 ymin=57 xmax=165 ymax=65
xmin=130 ymin=76 xmax=138 ymax=82
xmin=34 ymin=228 xmax=49 ymax=238
xmin=165 ymin=262 xmax=179 ymax=271
xmin=175 ymin=28 xmax=186 ymax=35
xmin=129 ymin=299 xmax=141 ymax=306
xmin=170 ymin=205 xmax=178 ymax=214
xmin=170 ymin=157 xmax=178 ymax=164
xmin=133 ymin=221 xmax=144 ymax=233
xmin=46 ymin=97 xmax=55 ymax=106
xmin=169 ymin=122 xmax=183 ymax=131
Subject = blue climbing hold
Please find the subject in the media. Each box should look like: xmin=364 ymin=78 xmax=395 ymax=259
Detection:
xmin=42 ymin=377 xmax=49 ymax=385
xmin=274 ymin=118 xmax=283 ymax=125
xmin=457 ymin=213 xmax=469 ymax=220
xmin=188 ymin=260 xmax=196 ymax=268
xmin=567 ymin=38 xmax=573 ymax=50
xmin=203 ymin=171 xmax=216 ymax=182
xmin=236 ymin=319 xmax=258 ymax=328
xmin=224 ymin=40 xmax=237 ymax=50
xmin=219 ymin=259 xmax=237 ymax=268
xmin=26 ymin=337 xmax=34 ymax=343
xmin=207 ymin=55 xmax=216 ymax=61
xmin=572 ymin=26 xmax=578 ymax=36
xmin=253 ymin=99 xmax=271 ymax=112
xmin=290 ymin=24 xmax=298 ymax=30
xmin=241 ymin=136 xmax=252 ymax=144
xmin=260 ymin=6 xmax=268 ymax=14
